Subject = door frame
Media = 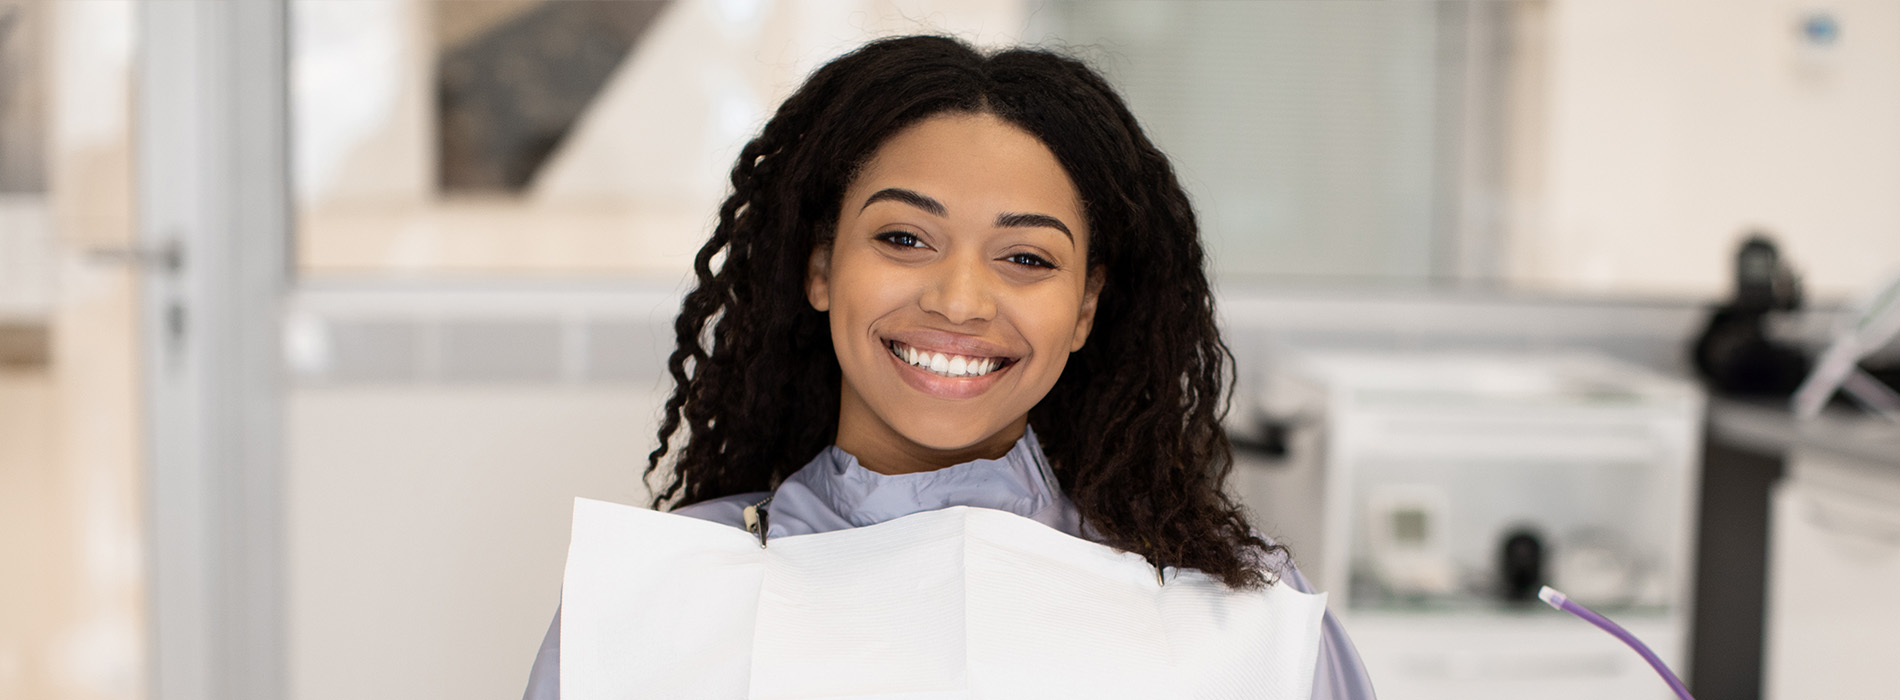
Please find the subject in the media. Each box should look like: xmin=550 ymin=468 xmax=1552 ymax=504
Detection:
xmin=137 ymin=2 xmax=291 ymax=699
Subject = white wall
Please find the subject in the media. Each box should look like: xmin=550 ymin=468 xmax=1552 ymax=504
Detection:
xmin=1517 ymin=0 xmax=1900 ymax=300
xmin=287 ymin=386 xmax=664 ymax=700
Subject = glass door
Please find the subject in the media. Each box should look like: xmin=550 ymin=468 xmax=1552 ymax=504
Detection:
xmin=1 ymin=2 xmax=147 ymax=699
xmin=3 ymin=2 xmax=299 ymax=699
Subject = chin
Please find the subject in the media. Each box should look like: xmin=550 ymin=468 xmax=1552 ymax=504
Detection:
xmin=888 ymin=412 xmax=1016 ymax=452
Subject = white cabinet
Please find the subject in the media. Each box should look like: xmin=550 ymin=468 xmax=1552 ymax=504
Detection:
xmin=1765 ymin=451 xmax=1900 ymax=700
xmin=1347 ymin=611 xmax=1681 ymax=700
xmin=1241 ymin=351 xmax=1703 ymax=700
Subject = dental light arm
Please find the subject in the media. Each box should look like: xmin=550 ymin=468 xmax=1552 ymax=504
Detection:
xmin=1539 ymin=586 xmax=1694 ymax=700
xmin=1792 ymin=272 xmax=1900 ymax=421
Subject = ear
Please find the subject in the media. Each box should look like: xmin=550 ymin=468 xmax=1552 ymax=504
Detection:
xmin=806 ymin=243 xmax=833 ymax=312
xmin=1069 ymin=266 xmax=1106 ymax=352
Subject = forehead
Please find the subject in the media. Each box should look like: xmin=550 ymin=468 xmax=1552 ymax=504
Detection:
xmin=848 ymin=113 xmax=1085 ymax=227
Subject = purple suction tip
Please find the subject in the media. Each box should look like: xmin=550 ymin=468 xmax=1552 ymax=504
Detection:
xmin=1539 ymin=586 xmax=1695 ymax=700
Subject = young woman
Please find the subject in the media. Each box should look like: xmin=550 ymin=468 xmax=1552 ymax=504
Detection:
xmin=525 ymin=35 xmax=1373 ymax=699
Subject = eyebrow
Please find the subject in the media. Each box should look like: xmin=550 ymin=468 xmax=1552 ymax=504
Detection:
xmin=861 ymin=188 xmax=945 ymax=217
xmin=995 ymin=212 xmax=1073 ymax=241
xmin=861 ymin=187 xmax=1075 ymax=242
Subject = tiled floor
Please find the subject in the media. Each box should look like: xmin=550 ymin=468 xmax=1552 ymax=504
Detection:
xmin=1 ymin=273 xmax=147 ymax=700
xmin=0 ymin=358 xmax=145 ymax=700
xmin=0 ymin=368 xmax=61 ymax=697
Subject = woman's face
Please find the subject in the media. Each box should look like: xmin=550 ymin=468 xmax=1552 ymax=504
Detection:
xmin=808 ymin=112 xmax=1102 ymax=472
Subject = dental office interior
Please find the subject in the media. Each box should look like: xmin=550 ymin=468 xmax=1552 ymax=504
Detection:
xmin=2 ymin=0 xmax=1897 ymax=698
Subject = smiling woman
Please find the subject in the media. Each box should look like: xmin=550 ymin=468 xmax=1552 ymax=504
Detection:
xmin=525 ymin=35 xmax=1375 ymax=699
xmin=812 ymin=113 xmax=1102 ymax=473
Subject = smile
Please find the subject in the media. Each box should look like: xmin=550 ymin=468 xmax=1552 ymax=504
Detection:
xmin=887 ymin=340 xmax=1012 ymax=379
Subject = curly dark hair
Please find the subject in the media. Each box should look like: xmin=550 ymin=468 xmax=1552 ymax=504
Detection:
xmin=645 ymin=35 xmax=1279 ymax=589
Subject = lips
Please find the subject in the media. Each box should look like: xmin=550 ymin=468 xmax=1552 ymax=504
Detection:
xmin=878 ymin=333 xmax=1021 ymax=400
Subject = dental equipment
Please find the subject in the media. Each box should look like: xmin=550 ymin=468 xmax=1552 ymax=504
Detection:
xmin=1792 ymin=272 xmax=1900 ymax=421
xmin=1539 ymin=586 xmax=1694 ymax=700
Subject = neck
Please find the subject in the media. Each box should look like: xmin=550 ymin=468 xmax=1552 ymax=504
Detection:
xmin=833 ymin=395 xmax=1027 ymax=475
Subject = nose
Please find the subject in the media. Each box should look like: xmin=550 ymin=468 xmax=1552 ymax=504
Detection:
xmin=918 ymin=253 xmax=996 ymax=325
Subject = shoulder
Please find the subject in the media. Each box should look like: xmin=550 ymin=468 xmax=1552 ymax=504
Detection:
xmin=668 ymin=491 xmax=772 ymax=530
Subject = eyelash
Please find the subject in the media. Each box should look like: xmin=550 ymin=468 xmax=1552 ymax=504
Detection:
xmin=874 ymin=231 xmax=925 ymax=249
xmin=873 ymin=231 xmax=1058 ymax=270
xmin=1006 ymin=253 xmax=1057 ymax=269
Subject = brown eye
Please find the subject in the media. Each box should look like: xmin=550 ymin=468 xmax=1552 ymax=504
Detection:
xmin=1005 ymin=252 xmax=1056 ymax=269
xmin=875 ymin=231 xmax=926 ymax=249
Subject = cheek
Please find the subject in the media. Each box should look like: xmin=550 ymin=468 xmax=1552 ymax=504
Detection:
xmin=1013 ymin=289 xmax=1086 ymax=363
xmin=827 ymin=254 xmax=913 ymax=337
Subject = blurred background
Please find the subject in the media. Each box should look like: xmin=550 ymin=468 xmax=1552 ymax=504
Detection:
xmin=2 ymin=1 xmax=1896 ymax=699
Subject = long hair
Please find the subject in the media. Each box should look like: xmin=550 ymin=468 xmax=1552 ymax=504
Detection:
xmin=646 ymin=35 xmax=1277 ymax=588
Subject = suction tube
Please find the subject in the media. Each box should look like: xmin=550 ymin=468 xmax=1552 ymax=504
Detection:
xmin=1539 ymin=586 xmax=1694 ymax=700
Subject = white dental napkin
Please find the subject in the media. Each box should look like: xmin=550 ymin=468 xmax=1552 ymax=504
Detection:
xmin=561 ymin=498 xmax=1327 ymax=700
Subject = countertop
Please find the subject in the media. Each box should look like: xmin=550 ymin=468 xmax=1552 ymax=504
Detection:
xmin=1707 ymin=398 xmax=1900 ymax=469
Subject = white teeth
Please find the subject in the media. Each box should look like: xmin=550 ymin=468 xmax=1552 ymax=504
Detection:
xmin=891 ymin=342 xmax=1004 ymax=378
